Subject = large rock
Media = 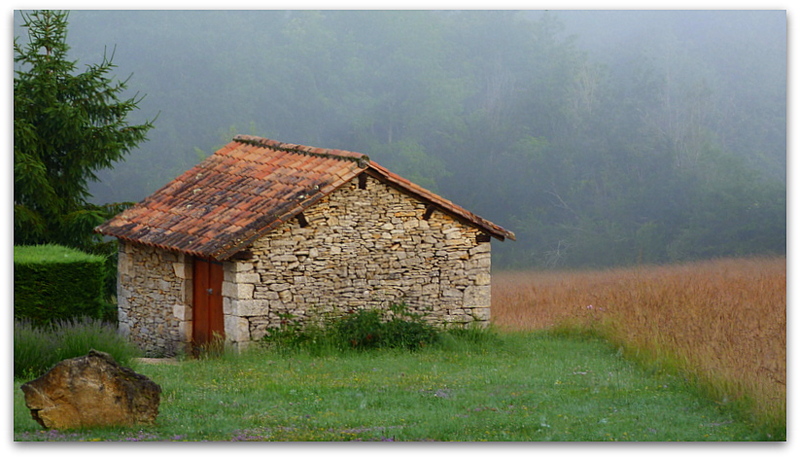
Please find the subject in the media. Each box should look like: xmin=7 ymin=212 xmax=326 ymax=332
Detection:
xmin=20 ymin=350 xmax=162 ymax=430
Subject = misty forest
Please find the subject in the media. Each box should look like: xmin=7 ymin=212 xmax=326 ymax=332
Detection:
xmin=14 ymin=10 xmax=786 ymax=269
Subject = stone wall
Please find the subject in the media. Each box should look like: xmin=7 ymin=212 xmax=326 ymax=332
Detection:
xmin=117 ymin=242 xmax=192 ymax=356
xmin=223 ymin=174 xmax=492 ymax=349
xmin=117 ymin=174 xmax=493 ymax=355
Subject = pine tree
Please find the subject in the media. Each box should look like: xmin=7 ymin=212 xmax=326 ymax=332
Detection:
xmin=14 ymin=10 xmax=154 ymax=249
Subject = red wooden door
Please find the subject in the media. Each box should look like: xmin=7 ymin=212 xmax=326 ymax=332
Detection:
xmin=193 ymin=258 xmax=224 ymax=348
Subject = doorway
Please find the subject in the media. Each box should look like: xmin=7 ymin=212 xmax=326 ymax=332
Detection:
xmin=192 ymin=258 xmax=224 ymax=350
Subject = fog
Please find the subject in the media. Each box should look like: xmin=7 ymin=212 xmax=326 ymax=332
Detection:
xmin=13 ymin=10 xmax=786 ymax=269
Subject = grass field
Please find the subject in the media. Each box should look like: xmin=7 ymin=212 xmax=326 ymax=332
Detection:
xmin=14 ymin=332 xmax=767 ymax=442
xmin=13 ymin=256 xmax=784 ymax=441
xmin=492 ymin=256 xmax=786 ymax=436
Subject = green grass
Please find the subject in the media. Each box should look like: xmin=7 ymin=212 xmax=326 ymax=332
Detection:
xmin=14 ymin=331 xmax=769 ymax=441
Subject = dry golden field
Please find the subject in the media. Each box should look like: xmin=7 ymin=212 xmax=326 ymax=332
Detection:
xmin=491 ymin=256 xmax=786 ymax=428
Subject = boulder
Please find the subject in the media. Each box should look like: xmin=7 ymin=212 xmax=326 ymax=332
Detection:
xmin=20 ymin=350 xmax=162 ymax=430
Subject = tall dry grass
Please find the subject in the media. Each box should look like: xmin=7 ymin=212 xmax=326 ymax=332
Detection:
xmin=492 ymin=256 xmax=786 ymax=433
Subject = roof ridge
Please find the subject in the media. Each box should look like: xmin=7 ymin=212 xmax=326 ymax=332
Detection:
xmin=234 ymin=135 xmax=370 ymax=167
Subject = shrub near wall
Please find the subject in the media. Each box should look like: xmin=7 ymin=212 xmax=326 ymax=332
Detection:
xmin=14 ymin=244 xmax=106 ymax=325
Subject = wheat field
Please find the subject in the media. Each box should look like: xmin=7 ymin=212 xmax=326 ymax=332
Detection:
xmin=491 ymin=256 xmax=786 ymax=430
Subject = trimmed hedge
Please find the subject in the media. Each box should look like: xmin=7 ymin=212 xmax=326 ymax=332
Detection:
xmin=14 ymin=244 xmax=107 ymax=326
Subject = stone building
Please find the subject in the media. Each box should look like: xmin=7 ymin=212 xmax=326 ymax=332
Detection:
xmin=95 ymin=135 xmax=514 ymax=356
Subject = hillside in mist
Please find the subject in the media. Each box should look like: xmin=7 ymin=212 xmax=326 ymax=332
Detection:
xmin=13 ymin=10 xmax=786 ymax=268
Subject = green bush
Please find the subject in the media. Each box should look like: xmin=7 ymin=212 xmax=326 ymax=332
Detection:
xmin=331 ymin=308 xmax=386 ymax=350
xmin=14 ymin=318 xmax=142 ymax=380
xmin=260 ymin=313 xmax=330 ymax=353
xmin=14 ymin=244 xmax=107 ymax=325
xmin=262 ymin=304 xmax=441 ymax=353
xmin=381 ymin=303 xmax=441 ymax=351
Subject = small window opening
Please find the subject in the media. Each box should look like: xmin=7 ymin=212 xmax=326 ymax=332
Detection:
xmin=296 ymin=212 xmax=309 ymax=228
xmin=358 ymin=173 xmax=368 ymax=190
xmin=422 ymin=204 xmax=436 ymax=220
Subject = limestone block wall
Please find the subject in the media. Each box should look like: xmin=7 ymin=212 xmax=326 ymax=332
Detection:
xmin=116 ymin=174 xmax=493 ymax=355
xmin=117 ymin=242 xmax=192 ymax=356
xmin=223 ymin=174 xmax=492 ymax=348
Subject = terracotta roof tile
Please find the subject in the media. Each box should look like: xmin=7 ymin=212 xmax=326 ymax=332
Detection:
xmin=96 ymin=135 xmax=514 ymax=260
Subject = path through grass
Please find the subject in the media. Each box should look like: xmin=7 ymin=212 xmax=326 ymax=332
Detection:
xmin=14 ymin=332 xmax=767 ymax=441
